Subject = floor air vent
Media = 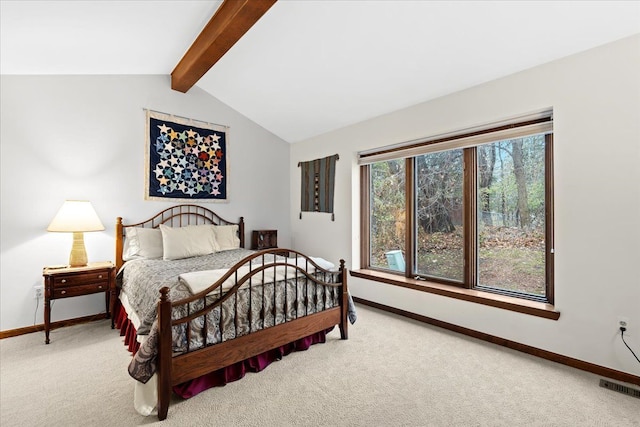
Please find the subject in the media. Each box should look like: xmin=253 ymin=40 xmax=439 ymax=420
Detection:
xmin=599 ymin=379 xmax=640 ymax=399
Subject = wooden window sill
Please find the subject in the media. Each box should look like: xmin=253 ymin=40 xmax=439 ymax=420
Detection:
xmin=350 ymin=269 xmax=560 ymax=320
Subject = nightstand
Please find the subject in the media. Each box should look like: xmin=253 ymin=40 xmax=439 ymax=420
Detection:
xmin=251 ymin=230 xmax=289 ymax=257
xmin=42 ymin=261 xmax=116 ymax=344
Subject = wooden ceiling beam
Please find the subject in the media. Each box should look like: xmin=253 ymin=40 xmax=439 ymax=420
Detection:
xmin=171 ymin=0 xmax=277 ymax=93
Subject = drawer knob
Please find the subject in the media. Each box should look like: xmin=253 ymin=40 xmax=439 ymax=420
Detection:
xmin=61 ymin=290 xmax=66 ymax=295
xmin=61 ymin=279 xmax=67 ymax=283
xmin=98 ymin=275 xmax=103 ymax=279
xmin=98 ymin=285 xmax=103 ymax=289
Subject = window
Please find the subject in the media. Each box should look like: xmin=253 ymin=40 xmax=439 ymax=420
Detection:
xmin=415 ymin=149 xmax=464 ymax=283
xmin=475 ymin=137 xmax=548 ymax=298
xmin=360 ymin=112 xmax=554 ymax=304
xmin=369 ymin=159 xmax=406 ymax=270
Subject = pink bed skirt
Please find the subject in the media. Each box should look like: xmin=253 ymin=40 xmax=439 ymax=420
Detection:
xmin=114 ymin=301 xmax=328 ymax=399
xmin=115 ymin=304 xmax=141 ymax=354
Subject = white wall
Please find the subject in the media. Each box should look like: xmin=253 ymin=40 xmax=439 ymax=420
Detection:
xmin=290 ymin=35 xmax=640 ymax=376
xmin=0 ymin=75 xmax=291 ymax=331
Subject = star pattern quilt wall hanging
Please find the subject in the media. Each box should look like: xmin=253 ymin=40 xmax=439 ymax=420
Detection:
xmin=145 ymin=109 xmax=229 ymax=202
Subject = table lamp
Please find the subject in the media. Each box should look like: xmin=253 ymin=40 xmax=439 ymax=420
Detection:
xmin=47 ymin=200 xmax=105 ymax=267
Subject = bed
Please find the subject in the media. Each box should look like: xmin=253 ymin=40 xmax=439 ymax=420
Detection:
xmin=114 ymin=204 xmax=351 ymax=420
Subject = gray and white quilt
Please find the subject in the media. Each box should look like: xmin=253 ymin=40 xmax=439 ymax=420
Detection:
xmin=118 ymin=250 xmax=352 ymax=383
xmin=118 ymin=248 xmax=258 ymax=336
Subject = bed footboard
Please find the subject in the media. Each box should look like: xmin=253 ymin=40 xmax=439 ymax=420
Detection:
xmin=155 ymin=249 xmax=348 ymax=420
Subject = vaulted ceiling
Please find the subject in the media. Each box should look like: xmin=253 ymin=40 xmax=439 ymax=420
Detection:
xmin=2 ymin=1 xmax=639 ymax=143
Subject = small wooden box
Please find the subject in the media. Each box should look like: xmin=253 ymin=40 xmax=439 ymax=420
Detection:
xmin=252 ymin=230 xmax=277 ymax=250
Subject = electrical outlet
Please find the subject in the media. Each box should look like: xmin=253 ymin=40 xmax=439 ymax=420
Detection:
xmin=618 ymin=316 xmax=629 ymax=330
xmin=33 ymin=285 xmax=44 ymax=299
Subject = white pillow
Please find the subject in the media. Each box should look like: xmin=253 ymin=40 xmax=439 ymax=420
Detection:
xmin=212 ymin=225 xmax=240 ymax=251
xmin=122 ymin=227 xmax=163 ymax=261
xmin=160 ymin=224 xmax=218 ymax=260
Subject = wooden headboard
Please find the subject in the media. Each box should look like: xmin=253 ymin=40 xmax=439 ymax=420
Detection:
xmin=115 ymin=204 xmax=245 ymax=270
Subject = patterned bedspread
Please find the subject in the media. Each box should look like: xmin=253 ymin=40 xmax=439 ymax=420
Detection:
xmin=119 ymin=250 xmax=345 ymax=383
xmin=118 ymin=248 xmax=257 ymax=336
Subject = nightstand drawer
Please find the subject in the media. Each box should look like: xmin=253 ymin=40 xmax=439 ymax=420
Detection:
xmin=53 ymin=271 xmax=110 ymax=288
xmin=53 ymin=282 xmax=109 ymax=298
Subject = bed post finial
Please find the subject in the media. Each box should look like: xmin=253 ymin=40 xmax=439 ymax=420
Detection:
xmin=159 ymin=287 xmax=170 ymax=302
xmin=339 ymin=259 xmax=345 ymax=271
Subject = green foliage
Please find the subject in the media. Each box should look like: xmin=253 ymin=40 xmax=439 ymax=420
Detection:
xmin=370 ymin=160 xmax=405 ymax=267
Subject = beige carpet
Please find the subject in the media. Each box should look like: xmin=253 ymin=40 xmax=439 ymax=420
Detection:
xmin=1 ymin=305 xmax=638 ymax=427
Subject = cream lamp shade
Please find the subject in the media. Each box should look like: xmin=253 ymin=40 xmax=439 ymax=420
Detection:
xmin=47 ymin=200 xmax=105 ymax=267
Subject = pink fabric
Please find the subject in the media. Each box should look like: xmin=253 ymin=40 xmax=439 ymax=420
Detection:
xmin=172 ymin=330 xmax=328 ymax=399
xmin=114 ymin=302 xmax=140 ymax=354
xmin=115 ymin=300 xmax=330 ymax=399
